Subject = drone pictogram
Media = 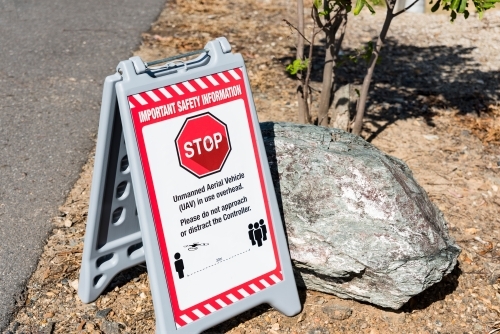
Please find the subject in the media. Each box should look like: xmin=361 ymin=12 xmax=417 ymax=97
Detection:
xmin=184 ymin=242 xmax=209 ymax=251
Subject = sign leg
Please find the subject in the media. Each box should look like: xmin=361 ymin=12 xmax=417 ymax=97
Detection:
xmin=79 ymin=75 xmax=145 ymax=303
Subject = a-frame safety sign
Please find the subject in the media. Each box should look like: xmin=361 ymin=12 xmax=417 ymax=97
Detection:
xmin=78 ymin=37 xmax=301 ymax=333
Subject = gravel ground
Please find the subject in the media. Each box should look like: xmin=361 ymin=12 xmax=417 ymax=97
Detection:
xmin=6 ymin=1 xmax=500 ymax=333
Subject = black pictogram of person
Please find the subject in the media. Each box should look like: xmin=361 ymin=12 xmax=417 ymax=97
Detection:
xmin=248 ymin=219 xmax=268 ymax=247
xmin=174 ymin=252 xmax=184 ymax=279
xmin=259 ymin=219 xmax=268 ymax=241
xmin=248 ymin=224 xmax=256 ymax=245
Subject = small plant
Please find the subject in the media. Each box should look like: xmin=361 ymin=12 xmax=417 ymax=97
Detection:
xmin=285 ymin=0 xmax=499 ymax=136
xmin=285 ymin=0 xmax=350 ymax=125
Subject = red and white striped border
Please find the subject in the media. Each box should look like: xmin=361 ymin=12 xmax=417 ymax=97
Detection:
xmin=126 ymin=67 xmax=284 ymax=328
xmin=127 ymin=68 xmax=243 ymax=110
xmin=175 ymin=271 xmax=283 ymax=328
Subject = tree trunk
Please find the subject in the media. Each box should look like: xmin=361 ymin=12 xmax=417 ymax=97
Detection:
xmin=351 ymin=9 xmax=394 ymax=136
xmin=296 ymin=0 xmax=308 ymax=124
xmin=317 ymin=8 xmax=346 ymax=127
xmin=302 ymin=22 xmax=316 ymax=125
xmin=317 ymin=21 xmax=335 ymax=126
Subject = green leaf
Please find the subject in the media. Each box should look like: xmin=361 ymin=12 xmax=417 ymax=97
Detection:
xmin=285 ymin=58 xmax=309 ymax=75
xmin=431 ymin=0 xmax=441 ymax=11
xmin=354 ymin=0 xmax=365 ymax=14
xmin=365 ymin=0 xmax=376 ymax=13
xmin=313 ymin=0 xmax=322 ymax=9
xmin=451 ymin=0 xmax=460 ymax=11
xmin=458 ymin=0 xmax=467 ymax=12
xmin=355 ymin=89 xmax=360 ymax=97
xmin=361 ymin=41 xmax=374 ymax=62
xmin=318 ymin=10 xmax=330 ymax=15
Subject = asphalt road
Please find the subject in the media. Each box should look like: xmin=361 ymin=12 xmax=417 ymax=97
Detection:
xmin=0 ymin=0 xmax=166 ymax=330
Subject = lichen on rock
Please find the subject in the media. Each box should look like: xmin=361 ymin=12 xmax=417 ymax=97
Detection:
xmin=261 ymin=122 xmax=461 ymax=309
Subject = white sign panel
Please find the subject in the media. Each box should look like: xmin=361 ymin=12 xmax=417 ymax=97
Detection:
xmin=127 ymin=68 xmax=284 ymax=327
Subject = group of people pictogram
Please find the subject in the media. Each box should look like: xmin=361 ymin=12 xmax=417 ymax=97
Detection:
xmin=248 ymin=219 xmax=267 ymax=247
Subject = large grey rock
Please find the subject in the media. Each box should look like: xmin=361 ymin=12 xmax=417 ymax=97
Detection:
xmin=261 ymin=122 xmax=460 ymax=309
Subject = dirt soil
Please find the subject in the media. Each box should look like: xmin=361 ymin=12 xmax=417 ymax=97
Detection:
xmin=6 ymin=0 xmax=500 ymax=333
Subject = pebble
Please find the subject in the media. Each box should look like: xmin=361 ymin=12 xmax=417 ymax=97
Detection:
xmin=423 ymin=134 xmax=439 ymax=141
xmin=101 ymin=321 xmax=121 ymax=334
xmin=43 ymin=312 xmax=54 ymax=319
xmin=321 ymin=303 xmax=352 ymax=320
xmin=271 ymin=323 xmax=280 ymax=330
xmin=69 ymin=279 xmax=79 ymax=291
xmin=381 ymin=311 xmax=406 ymax=324
xmin=96 ymin=308 xmax=112 ymax=318
xmin=64 ymin=219 xmax=72 ymax=227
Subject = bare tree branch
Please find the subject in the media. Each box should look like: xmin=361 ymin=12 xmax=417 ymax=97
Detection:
xmin=283 ymin=19 xmax=312 ymax=45
xmin=394 ymin=0 xmax=420 ymax=16
xmin=312 ymin=6 xmax=324 ymax=28
xmin=351 ymin=8 xmax=394 ymax=135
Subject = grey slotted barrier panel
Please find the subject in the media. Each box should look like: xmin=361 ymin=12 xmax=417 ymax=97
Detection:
xmin=78 ymin=74 xmax=145 ymax=304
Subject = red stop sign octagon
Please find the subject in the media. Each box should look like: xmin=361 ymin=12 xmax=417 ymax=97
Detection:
xmin=175 ymin=113 xmax=231 ymax=178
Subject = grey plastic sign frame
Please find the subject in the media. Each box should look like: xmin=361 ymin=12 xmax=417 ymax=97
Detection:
xmin=79 ymin=73 xmax=145 ymax=305
xmin=80 ymin=37 xmax=300 ymax=333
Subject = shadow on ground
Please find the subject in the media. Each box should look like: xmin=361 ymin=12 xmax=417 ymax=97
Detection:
xmin=279 ymin=38 xmax=500 ymax=141
xmin=202 ymin=288 xmax=308 ymax=334
xmin=202 ymin=263 xmax=460 ymax=333
xmin=401 ymin=263 xmax=462 ymax=312
xmin=103 ymin=265 xmax=148 ymax=294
